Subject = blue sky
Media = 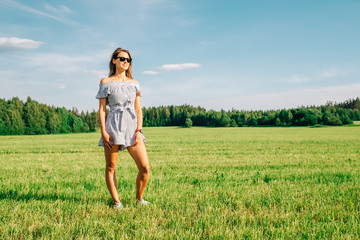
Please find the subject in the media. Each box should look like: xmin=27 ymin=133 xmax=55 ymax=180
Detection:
xmin=1 ymin=0 xmax=359 ymax=111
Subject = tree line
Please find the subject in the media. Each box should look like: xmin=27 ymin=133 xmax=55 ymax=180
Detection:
xmin=1 ymin=96 xmax=359 ymax=135
xmin=142 ymin=98 xmax=360 ymax=127
xmin=0 ymin=97 xmax=97 ymax=135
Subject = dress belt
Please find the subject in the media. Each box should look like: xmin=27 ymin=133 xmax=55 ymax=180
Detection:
xmin=109 ymin=103 xmax=137 ymax=131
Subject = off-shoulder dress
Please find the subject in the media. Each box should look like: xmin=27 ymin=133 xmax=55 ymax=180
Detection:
xmin=95 ymin=80 xmax=146 ymax=151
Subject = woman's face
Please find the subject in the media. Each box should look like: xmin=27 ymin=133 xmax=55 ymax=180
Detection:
xmin=112 ymin=51 xmax=131 ymax=71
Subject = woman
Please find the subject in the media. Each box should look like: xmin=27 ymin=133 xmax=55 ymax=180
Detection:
xmin=96 ymin=48 xmax=150 ymax=208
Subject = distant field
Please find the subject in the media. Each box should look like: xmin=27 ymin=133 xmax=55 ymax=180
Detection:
xmin=0 ymin=126 xmax=359 ymax=239
xmin=354 ymin=121 xmax=360 ymax=125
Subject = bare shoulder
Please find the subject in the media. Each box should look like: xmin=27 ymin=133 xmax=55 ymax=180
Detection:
xmin=100 ymin=77 xmax=111 ymax=85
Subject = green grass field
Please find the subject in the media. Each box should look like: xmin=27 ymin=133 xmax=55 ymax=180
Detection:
xmin=1 ymin=126 xmax=359 ymax=239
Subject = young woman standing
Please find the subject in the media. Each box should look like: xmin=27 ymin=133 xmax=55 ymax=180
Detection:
xmin=96 ymin=48 xmax=150 ymax=208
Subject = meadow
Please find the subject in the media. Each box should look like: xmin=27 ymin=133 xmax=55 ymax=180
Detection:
xmin=0 ymin=126 xmax=359 ymax=239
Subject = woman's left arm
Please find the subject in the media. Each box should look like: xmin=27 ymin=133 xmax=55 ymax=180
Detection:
xmin=134 ymin=92 xmax=143 ymax=145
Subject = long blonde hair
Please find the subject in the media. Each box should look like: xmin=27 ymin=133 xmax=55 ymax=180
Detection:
xmin=108 ymin=48 xmax=133 ymax=78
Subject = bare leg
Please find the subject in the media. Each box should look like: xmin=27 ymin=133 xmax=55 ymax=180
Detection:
xmin=127 ymin=140 xmax=150 ymax=201
xmin=104 ymin=145 xmax=120 ymax=203
xmin=113 ymin=171 xmax=118 ymax=191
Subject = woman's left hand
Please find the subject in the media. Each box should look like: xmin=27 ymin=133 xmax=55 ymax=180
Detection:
xmin=134 ymin=132 xmax=142 ymax=146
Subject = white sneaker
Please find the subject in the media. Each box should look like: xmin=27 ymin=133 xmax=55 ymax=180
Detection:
xmin=137 ymin=199 xmax=150 ymax=205
xmin=113 ymin=202 xmax=124 ymax=209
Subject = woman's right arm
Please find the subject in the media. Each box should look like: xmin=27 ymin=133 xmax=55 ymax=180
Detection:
xmin=99 ymin=98 xmax=113 ymax=149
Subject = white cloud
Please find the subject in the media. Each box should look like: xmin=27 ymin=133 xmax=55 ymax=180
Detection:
xmin=159 ymin=63 xmax=201 ymax=71
xmin=321 ymin=66 xmax=347 ymax=78
xmin=54 ymin=84 xmax=66 ymax=89
xmin=0 ymin=37 xmax=44 ymax=51
xmin=1 ymin=0 xmax=76 ymax=25
xmin=289 ymin=66 xmax=350 ymax=84
xmin=17 ymin=52 xmax=94 ymax=74
xmin=44 ymin=4 xmax=73 ymax=16
xmin=2 ymin=0 xmax=62 ymax=21
xmin=83 ymin=70 xmax=108 ymax=78
xmin=289 ymin=74 xmax=310 ymax=83
xmin=142 ymin=70 xmax=158 ymax=75
xmin=141 ymin=63 xmax=201 ymax=75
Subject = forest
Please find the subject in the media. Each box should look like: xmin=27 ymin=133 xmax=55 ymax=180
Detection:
xmin=0 ymin=97 xmax=97 ymax=135
xmin=0 ymin=96 xmax=359 ymax=135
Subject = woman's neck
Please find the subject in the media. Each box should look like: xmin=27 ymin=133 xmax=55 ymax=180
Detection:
xmin=113 ymin=69 xmax=127 ymax=81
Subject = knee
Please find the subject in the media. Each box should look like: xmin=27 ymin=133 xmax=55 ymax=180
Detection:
xmin=106 ymin=163 xmax=117 ymax=173
xmin=139 ymin=165 xmax=150 ymax=177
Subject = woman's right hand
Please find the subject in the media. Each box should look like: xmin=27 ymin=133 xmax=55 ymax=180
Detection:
xmin=102 ymin=132 xmax=114 ymax=150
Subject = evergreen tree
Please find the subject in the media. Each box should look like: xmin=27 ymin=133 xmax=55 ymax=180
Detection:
xmin=89 ymin=111 xmax=98 ymax=132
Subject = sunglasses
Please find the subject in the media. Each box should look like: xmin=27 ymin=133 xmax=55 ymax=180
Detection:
xmin=114 ymin=56 xmax=132 ymax=63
